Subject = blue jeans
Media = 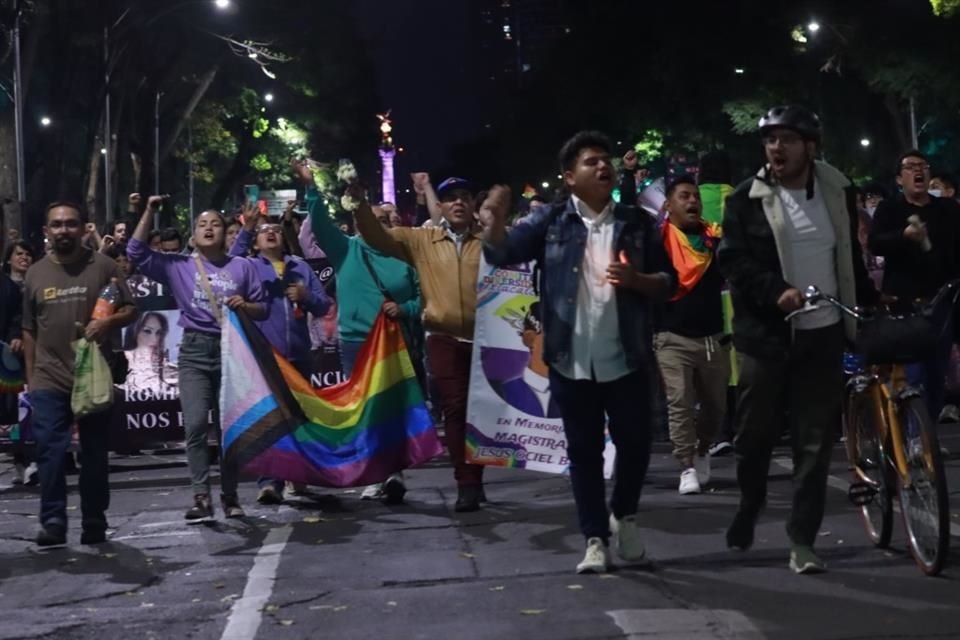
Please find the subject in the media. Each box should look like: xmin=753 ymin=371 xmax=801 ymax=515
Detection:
xmin=340 ymin=340 xmax=363 ymax=379
xmin=548 ymin=369 xmax=653 ymax=541
xmin=905 ymin=324 xmax=954 ymax=421
xmin=30 ymin=389 xmax=110 ymax=531
xmin=179 ymin=331 xmax=237 ymax=497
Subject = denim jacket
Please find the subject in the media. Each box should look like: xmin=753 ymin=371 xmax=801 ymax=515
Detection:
xmin=484 ymin=198 xmax=677 ymax=372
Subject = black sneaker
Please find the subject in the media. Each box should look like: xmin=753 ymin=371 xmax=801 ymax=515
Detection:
xmin=221 ymin=494 xmax=246 ymax=519
xmin=80 ymin=516 xmax=109 ymax=545
xmin=185 ymin=494 xmax=215 ymax=524
xmin=383 ymin=474 xmax=407 ymax=505
xmin=726 ymin=509 xmax=758 ymax=551
xmin=80 ymin=527 xmax=107 ymax=545
xmin=454 ymin=485 xmax=482 ymax=513
xmin=36 ymin=525 xmax=67 ymax=549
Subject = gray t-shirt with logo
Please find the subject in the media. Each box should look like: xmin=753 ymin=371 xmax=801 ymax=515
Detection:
xmin=23 ymin=250 xmax=134 ymax=394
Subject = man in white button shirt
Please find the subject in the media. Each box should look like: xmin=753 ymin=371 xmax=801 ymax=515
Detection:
xmin=481 ymin=131 xmax=677 ymax=574
xmin=718 ymin=105 xmax=877 ymax=574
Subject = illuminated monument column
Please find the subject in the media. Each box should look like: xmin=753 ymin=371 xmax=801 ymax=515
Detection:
xmin=377 ymin=111 xmax=396 ymax=204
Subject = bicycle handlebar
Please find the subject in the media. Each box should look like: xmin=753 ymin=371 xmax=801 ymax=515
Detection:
xmin=784 ymin=286 xmax=868 ymax=323
xmin=784 ymin=279 xmax=960 ymax=324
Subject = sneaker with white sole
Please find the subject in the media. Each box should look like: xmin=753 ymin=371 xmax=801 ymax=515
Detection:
xmin=678 ymin=467 xmax=701 ymax=495
xmin=576 ymin=537 xmax=610 ymax=574
xmin=694 ymin=454 xmax=711 ymax=486
xmin=708 ymin=440 xmax=733 ymax=457
xmin=609 ymin=514 xmax=647 ymax=563
xmin=789 ymin=545 xmax=827 ymax=574
xmin=360 ymin=483 xmax=385 ymax=500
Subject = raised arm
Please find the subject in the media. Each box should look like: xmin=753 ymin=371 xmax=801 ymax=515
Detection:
xmin=412 ymin=173 xmax=442 ymax=226
xmin=128 ymin=195 xmax=185 ymax=283
xmin=290 ymin=160 xmax=349 ymax=267
xmin=481 ymin=185 xmax=552 ymax=266
xmin=352 ymin=192 xmax=408 ymax=261
xmin=228 ymin=203 xmax=260 ymax=258
xmin=281 ymin=200 xmax=304 ymax=258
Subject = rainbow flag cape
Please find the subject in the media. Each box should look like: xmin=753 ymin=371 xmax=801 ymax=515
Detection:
xmin=0 ymin=342 xmax=25 ymax=395
xmin=662 ymin=221 xmax=722 ymax=301
xmin=220 ymin=310 xmax=442 ymax=487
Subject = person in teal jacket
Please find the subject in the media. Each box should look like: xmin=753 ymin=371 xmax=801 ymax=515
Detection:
xmin=294 ymin=162 xmax=423 ymax=504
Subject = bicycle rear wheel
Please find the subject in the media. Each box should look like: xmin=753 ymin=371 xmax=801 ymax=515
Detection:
xmin=896 ymin=396 xmax=950 ymax=576
xmin=844 ymin=385 xmax=893 ymax=547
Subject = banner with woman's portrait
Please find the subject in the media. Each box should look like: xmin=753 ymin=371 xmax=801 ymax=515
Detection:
xmin=108 ymin=256 xmax=344 ymax=451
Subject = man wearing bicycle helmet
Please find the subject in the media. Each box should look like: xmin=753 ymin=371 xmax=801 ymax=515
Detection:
xmin=718 ymin=105 xmax=878 ymax=574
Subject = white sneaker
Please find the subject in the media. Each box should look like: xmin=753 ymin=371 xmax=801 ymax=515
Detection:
xmin=360 ymin=483 xmax=384 ymax=500
xmin=25 ymin=462 xmax=38 ymax=486
xmin=694 ymin=454 xmax=711 ymax=486
xmin=576 ymin=537 xmax=610 ymax=574
xmin=679 ymin=467 xmax=701 ymax=495
xmin=609 ymin=514 xmax=647 ymax=563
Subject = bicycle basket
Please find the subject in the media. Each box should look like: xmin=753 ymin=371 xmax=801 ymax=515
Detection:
xmin=855 ymin=313 xmax=940 ymax=364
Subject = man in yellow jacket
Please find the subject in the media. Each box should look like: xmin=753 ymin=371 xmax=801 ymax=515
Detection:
xmin=353 ymin=177 xmax=487 ymax=512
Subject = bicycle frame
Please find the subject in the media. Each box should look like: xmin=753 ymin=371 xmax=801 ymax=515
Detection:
xmin=862 ymin=364 xmax=915 ymax=484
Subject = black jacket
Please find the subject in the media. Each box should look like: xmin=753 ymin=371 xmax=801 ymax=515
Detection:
xmin=0 ymin=273 xmax=22 ymax=345
xmin=868 ymin=194 xmax=960 ymax=301
xmin=718 ymin=164 xmax=877 ymax=359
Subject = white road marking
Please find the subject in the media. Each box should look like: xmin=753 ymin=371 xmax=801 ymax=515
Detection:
xmin=112 ymin=531 xmax=201 ymax=541
xmin=772 ymin=457 xmax=960 ymax=537
xmin=607 ymin=608 xmax=763 ymax=639
xmin=219 ymin=525 xmax=292 ymax=640
xmin=139 ymin=520 xmax=185 ymax=529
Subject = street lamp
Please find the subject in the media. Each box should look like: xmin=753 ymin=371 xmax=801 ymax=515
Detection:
xmin=860 ymin=138 xmax=871 ymax=148
xmin=734 ymin=67 xmax=745 ymax=75
xmin=264 ymin=92 xmax=274 ymax=103
xmin=807 ymin=20 xmax=821 ymax=34
xmin=40 ymin=116 xmax=52 ymax=127
xmin=541 ymin=181 xmax=550 ymax=189
xmin=214 ymin=0 xmax=230 ymax=9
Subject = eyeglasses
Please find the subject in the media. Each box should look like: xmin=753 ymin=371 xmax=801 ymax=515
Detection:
xmin=901 ymin=162 xmax=930 ymax=172
xmin=47 ymin=219 xmax=82 ymax=229
xmin=256 ymin=224 xmax=282 ymax=234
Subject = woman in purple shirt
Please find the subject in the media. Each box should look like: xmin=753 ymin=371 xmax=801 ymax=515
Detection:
xmin=128 ymin=195 xmax=266 ymax=523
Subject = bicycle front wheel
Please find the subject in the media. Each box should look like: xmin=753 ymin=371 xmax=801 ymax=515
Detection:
xmin=896 ymin=396 xmax=950 ymax=576
xmin=844 ymin=385 xmax=893 ymax=548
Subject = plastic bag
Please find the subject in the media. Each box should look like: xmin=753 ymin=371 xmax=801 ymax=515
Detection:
xmin=71 ymin=338 xmax=114 ymax=417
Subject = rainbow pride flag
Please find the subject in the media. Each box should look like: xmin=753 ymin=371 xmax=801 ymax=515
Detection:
xmin=0 ymin=342 xmax=25 ymax=395
xmin=220 ymin=310 xmax=442 ymax=487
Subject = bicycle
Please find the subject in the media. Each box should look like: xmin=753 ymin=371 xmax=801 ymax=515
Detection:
xmin=787 ymin=281 xmax=959 ymax=576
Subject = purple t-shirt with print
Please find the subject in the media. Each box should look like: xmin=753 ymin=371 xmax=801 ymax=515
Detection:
xmin=127 ymin=237 xmax=265 ymax=334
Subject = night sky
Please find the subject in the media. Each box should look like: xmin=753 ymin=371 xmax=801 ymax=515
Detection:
xmin=350 ymin=0 xmax=482 ymax=177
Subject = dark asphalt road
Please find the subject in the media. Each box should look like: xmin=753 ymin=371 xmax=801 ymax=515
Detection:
xmin=2 ymin=431 xmax=960 ymax=640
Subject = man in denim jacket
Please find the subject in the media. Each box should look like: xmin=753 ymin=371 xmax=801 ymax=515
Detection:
xmin=481 ymin=131 xmax=676 ymax=574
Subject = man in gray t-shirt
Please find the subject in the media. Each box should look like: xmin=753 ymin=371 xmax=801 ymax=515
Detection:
xmin=23 ymin=202 xmax=137 ymax=549
xmin=718 ymin=105 xmax=877 ymax=575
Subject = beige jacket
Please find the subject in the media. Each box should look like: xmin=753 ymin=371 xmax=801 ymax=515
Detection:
xmin=747 ymin=160 xmax=858 ymax=341
xmin=355 ymin=205 xmax=480 ymax=340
